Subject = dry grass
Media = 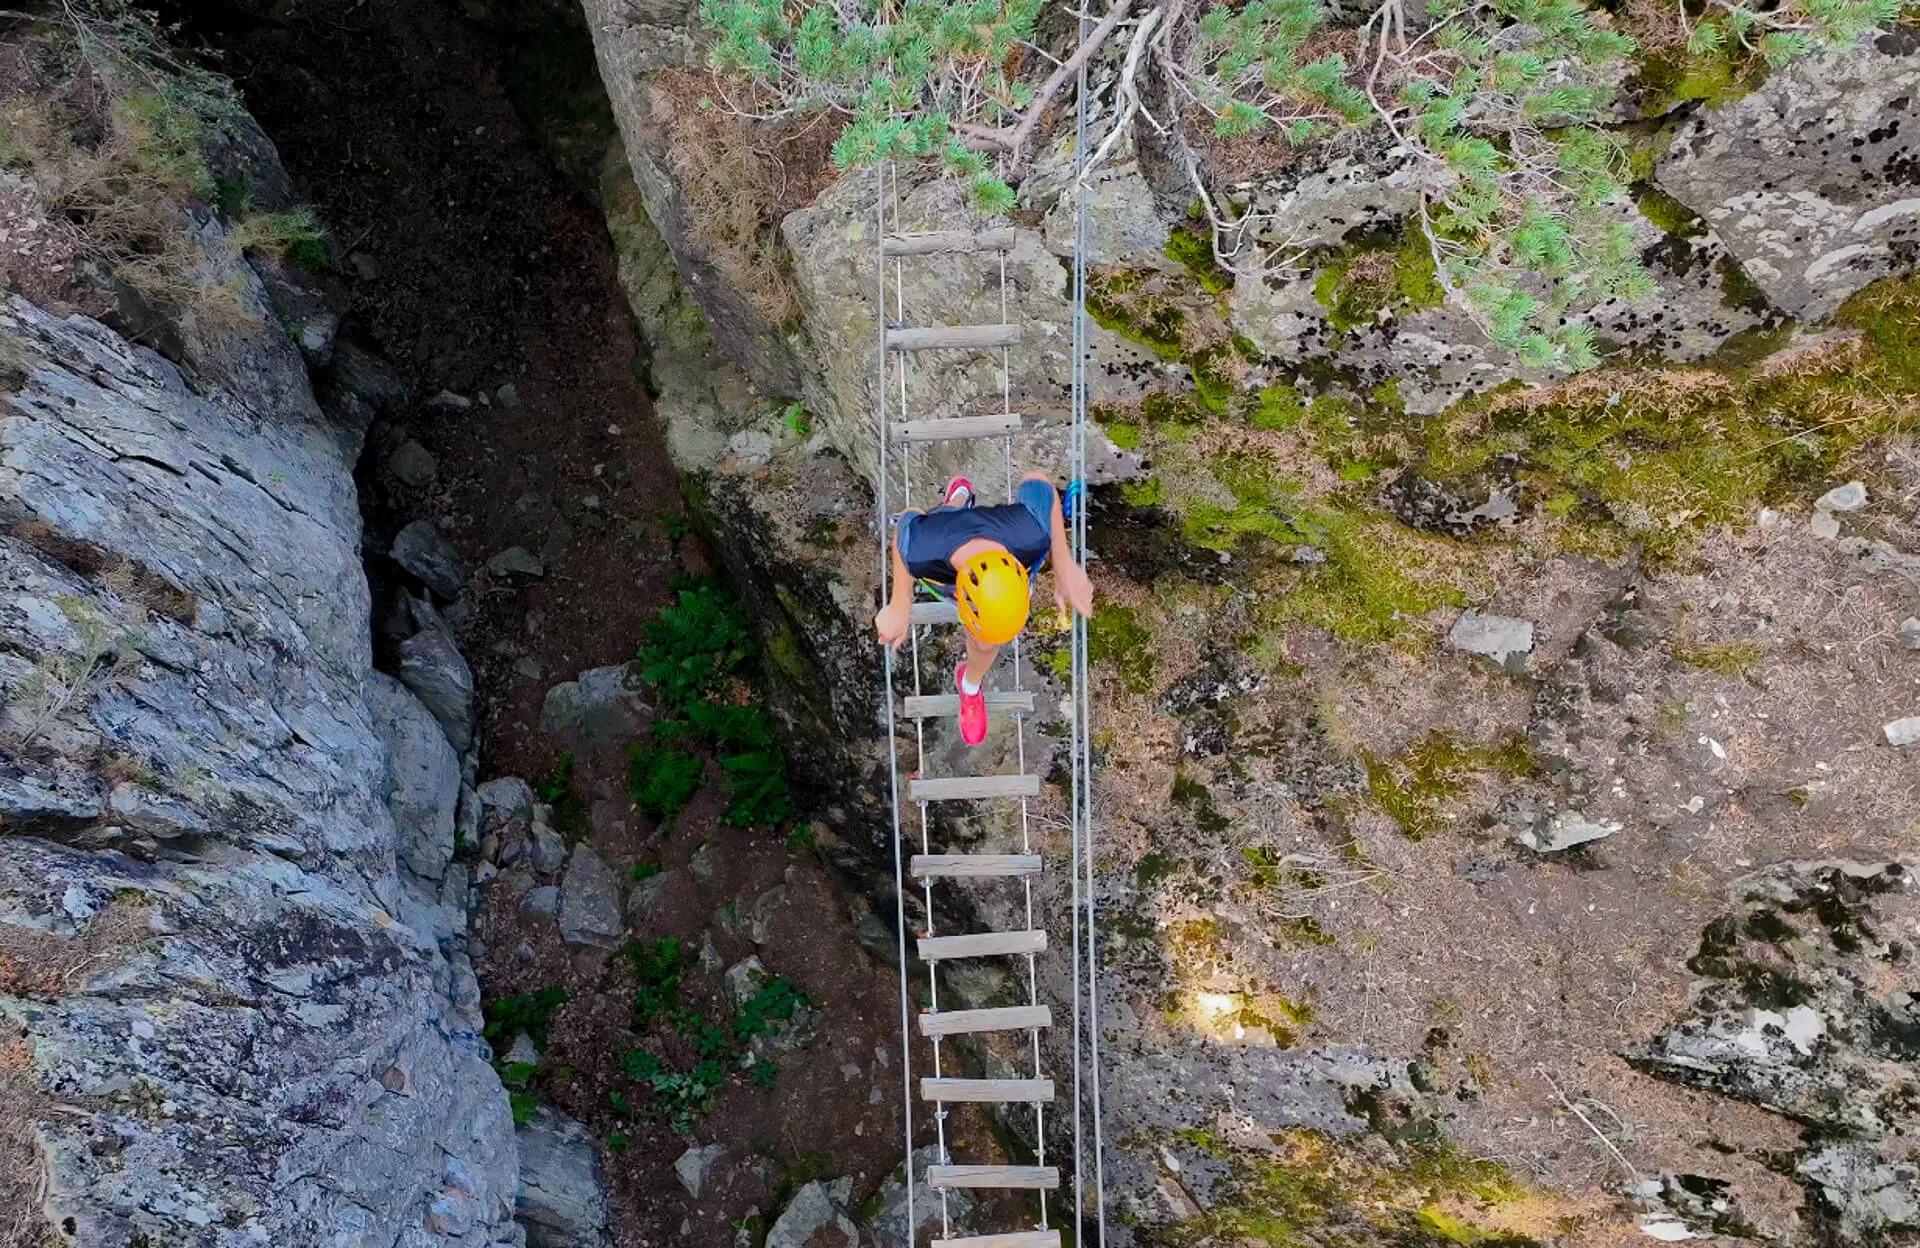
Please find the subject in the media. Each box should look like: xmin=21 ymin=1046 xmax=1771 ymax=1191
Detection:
xmin=0 ymin=1021 xmax=54 ymax=1248
xmin=0 ymin=898 xmax=152 ymax=999
xmin=648 ymin=69 xmax=843 ymax=325
xmin=0 ymin=5 xmax=267 ymax=334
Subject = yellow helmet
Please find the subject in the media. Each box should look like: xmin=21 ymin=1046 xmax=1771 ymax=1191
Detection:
xmin=955 ymin=549 xmax=1030 ymax=645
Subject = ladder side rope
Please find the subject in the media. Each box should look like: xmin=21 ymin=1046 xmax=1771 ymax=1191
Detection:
xmin=1070 ymin=24 xmax=1112 ymax=1242
xmin=876 ymin=161 xmax=918 ymax=1248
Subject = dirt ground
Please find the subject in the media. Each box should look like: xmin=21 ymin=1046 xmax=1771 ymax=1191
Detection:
xmin=189 ymin=0 xmax=683 ymax=783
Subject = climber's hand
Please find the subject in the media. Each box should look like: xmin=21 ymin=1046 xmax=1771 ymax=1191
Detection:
xmin=1054 ymin=562 xmax=1094 ymax=620
xmin=875 ymin=600 xmax=911 ymax=650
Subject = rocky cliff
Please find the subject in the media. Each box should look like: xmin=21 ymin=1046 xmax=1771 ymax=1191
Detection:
xmin=569 ymin=2 xmax=1920 ymax=1243
xmin=0 ymin=17 xmax=528 ymax=1244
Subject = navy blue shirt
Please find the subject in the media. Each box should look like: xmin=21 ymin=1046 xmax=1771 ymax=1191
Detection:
xmin=897 ymin=478 xmax=1054 ymax=587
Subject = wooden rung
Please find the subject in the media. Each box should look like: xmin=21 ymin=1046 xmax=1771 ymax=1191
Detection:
xmin=903 ymin=691 xmax=1034 ymax=718
xmin=887 ymin=324 xmax=1022 ymax=352
xmin=910 ymin=600 xmax=959 ymax=625
xmin=922 ymin=1077 xmax=1054 ymax=1104
xmin=919 ymin=929 xmax=1046 ymax=961
xmin=912 ymin=854 xmax=1041 ymax=879
xmin=882 ymin=228 xmax=1018 ymax=257
xmin=920 ymin=1005 xmax=1052 ymax=1037
xmin=909 ymin=774 xmax=1042 ymax=802
xmin=928 ymin=1165 xmax=1059 ymax=1191
xmin=891 ymin=414 xmax=1023 ymax=443
xmin=933 ymin=1231 xmax=1061 ymax=1248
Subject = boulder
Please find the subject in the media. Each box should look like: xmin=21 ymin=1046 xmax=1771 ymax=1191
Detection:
xmin=767 ymin=1178 xmax=857 ymax=1248
xmin=516 ymin=1106 xmax=613 ymax=1248
xmin=479 ymin=776 xmax=538 ymax=823
xmin=489 ymin=546 xmax=546 ymax=578
xmin=1447 ymin=612 xmax=1535 ymax=670
xmin=674 ymin=1143 xmax=725 ymax=1198
xmin=540 ymin=665 xmax=652 ymax=746
xmin=391 ymin=520 xmax=468 ymax=600
xmin=1655 ymin=37 xmax=1920 ymax=320
xmin=866 ymin=1147 xmax=975 ymax=1247
xmin=367 ymin=674 xmax=459 ymax=883
xmin=386 ymin=438 xmax=438 ymax=487
xmin=397 ymin=602 xmax=476 ymax=753
xmin=1517 ymin=810 xmax=1620 ymax=853
xmin=560 ymin=843 xmax=625 ymax=948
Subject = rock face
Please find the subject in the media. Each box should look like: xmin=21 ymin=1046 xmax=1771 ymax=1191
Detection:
xmin=1656 ymin=35 xmax=1920 ymax=320
xmin=0 ymin=290 xmax=522 ymax=1243
xmin=1630 ymin=861 xmax=1920 ymax=1243
xmin=515 ymin=1106 xmax=612 ymax=1248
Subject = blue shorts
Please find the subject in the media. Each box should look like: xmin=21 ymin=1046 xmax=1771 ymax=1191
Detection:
xmin=898 ymin=477 xmax=1055 ymax=596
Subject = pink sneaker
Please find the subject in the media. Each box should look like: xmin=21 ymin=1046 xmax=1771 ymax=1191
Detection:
xmin=942 ymin=476 xmax=974 ymax=509
xmin=954 ymin=662 xmax=987 ymax=746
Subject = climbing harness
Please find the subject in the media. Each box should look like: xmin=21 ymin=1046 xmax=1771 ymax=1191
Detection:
xmin=872 ymin=29 xmax=1105 ymax=1245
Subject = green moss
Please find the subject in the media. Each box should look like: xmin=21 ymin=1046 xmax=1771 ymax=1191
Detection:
xmin=1189 ymin=344 xmax=1237 ymax=415
xmin=1090 ymin=603 xmax=1156 ymax=694
xmin=1164 ymin=223 xmax=1233 ymax=295
xmin=1414 ymin=274 xmax=1920 ymax=563
xmin=1121 ymin=475 xmax=1164 ymax=507
xmin=1634 ymin=186 xmax=1706 ymax=240
xmin=1363 ymin=732 xmax=1540 ymax=841
xmin=1102 ymin=421 xmax=1141 ymax=450
xmin=1249 ymin=384 xmax=1306 ymax=431
xmin=1632 ymin=47 xmax=1767 ymax=116
xmin=1089 ymin=269 xmax=1186 ymax=361
xmin=1262 ymin=507 xmax=1469 ymax=644
xmin=1312 ymin=229 xmax=1445 ymax=337
xmin=1672 ymin=638 xmax=1763 ymax=674
xmin=1166 ymin=1131 xmax=1540 ymax=1248
xmin=1135 ymin=852 xmax=1181 ymax=885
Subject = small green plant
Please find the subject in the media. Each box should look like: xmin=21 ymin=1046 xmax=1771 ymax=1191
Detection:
xmin=628 ymin=738 xmax=705 ymax=823
xmin=627 ymin=937 xmax=683 ymax=1026
xmin=534 ymin=750 xmax=587 ymax=838
xmin=227 ymin=208 xmax=331 ymax=273
xmin=16 ymin=597 xmax=144 ymax=748
xmin=631 ymin=580 xmax=795 ymax=829
xmin=779 ymin=402 xmax=811 ymax=437
xmin=482 ymin=986 xmax=570 ymax=1050
xmin=630 ymin=859 xmax=664 ymax=882
xmin=733 ymin=975 xmax=809 ymax=1045
xmin=608 ymin=1131 xmax=631 ymax=1156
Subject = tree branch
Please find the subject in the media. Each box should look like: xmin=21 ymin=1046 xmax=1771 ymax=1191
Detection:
xmin=1003 ymin=0 xmax=1141 ymax=171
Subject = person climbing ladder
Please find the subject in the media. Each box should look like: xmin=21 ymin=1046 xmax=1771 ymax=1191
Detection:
xmin=874 ymin=472 xmax=1095 ymax=745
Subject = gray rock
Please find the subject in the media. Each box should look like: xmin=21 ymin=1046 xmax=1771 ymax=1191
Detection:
xmin=866 ymin=1147 xmax=975 ymax=1247
xmin=0 ymin=285 xmax=519 ymax=1242
xmin=674 ymin=1143 xmax=725 ymax=1198
xmin=767 ymin=1178 xmax=857 ymax=1248
xmin=627 ymin=870 xmax=669 ymax=922
xmin=1447 ymin=611 xmax=1535 ymax=668
xmin=540 ymin=665 xmax=651 ymax=745
xmin=1811 ymin=511 xmax=1844 ymax=540
xmin=398 ymin=612 xmax=476 ymax=754
xmin=496 ymin=382 xmax=521 ymax=409
xmin=368 ymin=674 xmax=460 ymax=883
xmin=1900 ymin=618 xmax=1920 ymax=650
xmin=1517 ymin=810 xmax=1621 ymax=852
xmin=689 ymin=839 xmax=721 ymax=883
xmin=386 ymin=438 xmax=438 ymax=487
xmin=489 ymin=546 xmax=546 ymax=578
xmin=427 ymin=389 xmax=473 ymax=410
xmin=479 ymin=776 xmax=538 ymax=822
xmin=723 ymin=956 xmax=819 ymax=1055
xmin=530 ymin=818 xmax=569 ymax=875
xmin=560 ymin=843 xmax=625 ymax=948
xmin=1655 ymin=40 xmax=1920 ymax=319
xmin=522 ymin=886 xmax=561 ymax=920
xmin=1817 ymin=481 xmax=1869 ymax=512
xmin=391 ymin=520 xmax=467 ymax=600
xmin=1797 ymin=1144 xmax=1920 ymax=1240
xmin=504 ymin=1033 xmax=542 ymax=1069
xmin=517 ymin=1106 xmax=613 ymax=1248
xmin=748 ymin=885 xmax=787 ymax=945
xmin=1884 ymin=717 xmax=1920 ymax=748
